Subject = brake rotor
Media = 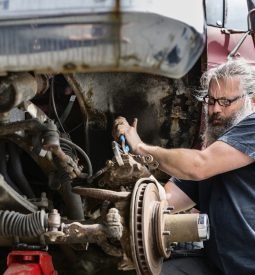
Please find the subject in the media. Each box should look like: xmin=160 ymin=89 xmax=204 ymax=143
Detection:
xmin=130 ymin=180 xmax=164 ymax=275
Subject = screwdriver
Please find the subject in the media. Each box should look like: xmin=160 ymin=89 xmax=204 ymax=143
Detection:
xmin=119 ymin=134 xmax=130 ymax=153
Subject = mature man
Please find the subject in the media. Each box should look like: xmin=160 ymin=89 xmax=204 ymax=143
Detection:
xmin=113 ymin=60 xmax=255 ymax=275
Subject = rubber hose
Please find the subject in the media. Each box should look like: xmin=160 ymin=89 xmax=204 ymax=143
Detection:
xmin=7 ymin=142 xmax=35 ymax=198
xmin=0 ymin=210 xmax=46 ymax=238
xmin=0 ymin=142 xmax=21 ymax=193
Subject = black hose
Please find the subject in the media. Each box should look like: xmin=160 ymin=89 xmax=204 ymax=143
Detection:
xmin=60 ymin=180 xmax=84 ymax=220
xmin=0 ymin=210 xmax=46 ymax=238
xmin=52 ymin=139 xmax=85 ymax=220
xmin=0 ymin=142 xmax=21 ymax=193
xmin=7 ymin=142 xmax=35 ymax=198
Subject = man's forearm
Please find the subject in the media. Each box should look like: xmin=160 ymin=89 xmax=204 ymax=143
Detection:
xmin=137 ymin=143 xmax=206 ymax=180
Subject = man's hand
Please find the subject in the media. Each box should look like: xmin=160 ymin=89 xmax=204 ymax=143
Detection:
xmin=112 ymin=116 xmax=144 ymax=155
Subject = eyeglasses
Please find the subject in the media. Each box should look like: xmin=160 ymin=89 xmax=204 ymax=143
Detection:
xmin=203 ymin=94 xmax=246 ymax=107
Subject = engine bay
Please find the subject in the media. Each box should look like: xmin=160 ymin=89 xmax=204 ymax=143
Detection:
xmin=0 ymin=71 xmax=208 ymax=274
xmin=0 ymin=1 xmax=208 ymax=273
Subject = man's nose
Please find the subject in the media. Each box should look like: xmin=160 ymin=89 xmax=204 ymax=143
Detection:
xmin=211 ymin=101 xmax=222 ymax=112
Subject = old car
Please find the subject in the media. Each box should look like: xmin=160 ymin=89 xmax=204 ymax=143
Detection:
xmin=0 ymin=0 xmax=253 ymax=274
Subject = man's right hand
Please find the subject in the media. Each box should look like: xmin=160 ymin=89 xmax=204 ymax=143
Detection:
xmin=112 ymin=116 xmax=144 ymax=155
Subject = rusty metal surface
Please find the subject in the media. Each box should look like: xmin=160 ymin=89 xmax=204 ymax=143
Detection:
xmin=0 ymin=20 xmax=203 ymax=273
xmin=0 ymin=119 xmax=48 ymax=136
xmin=49 ymin=145 xmax=81 ymax=179
xmin=156 ymin=200 xmax=172 ymax=258
xmin=129 ymin=180 xmax=207 ymax=275
xmin=164 ymin=214 xmax=200 ymax=243
xmin=6 ymin=135 xmax=56 ymax=175
xmin=140 ymin=183 xmax=162 ymax=275
xmin=0 ymin=119 xmax=81 ymax=179
xmin=47 ymin=220 xmax=123 ymax=257
xmin=21 ymin=101 xmax=48 ymax=123
xmin=66 ymin=72 xmax=201 ymax=152
xmin=130 ymin=181 xmax=162 ymax=275
xmin=99 ymin=154 xmax=151 ymax=190
xmin=0 ymin=73 xmax=37 ymax=112
xmin=73 ymin=187 xmax=131 ymax=202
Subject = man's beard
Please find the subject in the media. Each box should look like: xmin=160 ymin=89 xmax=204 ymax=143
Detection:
xmin=203 ymin=101 xmax=254 ymax=147
xmin=204 ymin=115 xmax=235 ymax=146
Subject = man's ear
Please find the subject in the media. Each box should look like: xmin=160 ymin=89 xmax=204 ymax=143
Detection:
xmin=252 ymin=96 xmax=255 ymax=105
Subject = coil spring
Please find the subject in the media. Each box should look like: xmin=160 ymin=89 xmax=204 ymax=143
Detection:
xmin=0 ymin=210 xmax=46 ymax=238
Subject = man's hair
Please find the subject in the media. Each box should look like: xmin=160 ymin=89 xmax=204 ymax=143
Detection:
xmin=198 ymin=59 xmax=255 ymax=99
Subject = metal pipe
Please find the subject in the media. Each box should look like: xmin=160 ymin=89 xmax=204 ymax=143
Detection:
xmin=0 ymin=73 xmax=37 ymax=113
xmin=0 ymin=119 xmax=48 ymax=137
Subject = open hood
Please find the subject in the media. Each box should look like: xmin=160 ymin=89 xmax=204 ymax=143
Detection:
xmin=0 ymin=0 xmax=205 ymax=78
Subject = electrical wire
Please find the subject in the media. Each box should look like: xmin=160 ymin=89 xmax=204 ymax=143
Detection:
xmin=50 ymin=77 xmax=66 ymax=133
xmin=68 ymin=122 xmax=83 ymax=134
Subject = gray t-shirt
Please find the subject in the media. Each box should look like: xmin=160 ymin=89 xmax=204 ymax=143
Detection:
xmin=172 ymin=112 xmax=255 ymax=275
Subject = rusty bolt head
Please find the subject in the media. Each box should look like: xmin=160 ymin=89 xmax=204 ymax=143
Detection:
xmin=162 ymin=231 xmax=171 ymax=236
xmin=163 ymin=210 xmax=171 ymax=215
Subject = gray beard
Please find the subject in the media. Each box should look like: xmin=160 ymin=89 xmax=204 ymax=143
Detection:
xmin=203 ymin=103 xmax=254 ymax=147
xmin=204 ymin=118 xmax=235 ymax=146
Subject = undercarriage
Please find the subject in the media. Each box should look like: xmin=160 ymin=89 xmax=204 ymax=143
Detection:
xmin=0 ymin=1 xmax=209 ymax=274
xmin=0 ymin=72 xmax=209 ymax=274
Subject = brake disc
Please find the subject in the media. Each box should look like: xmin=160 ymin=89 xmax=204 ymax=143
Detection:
xmin=130 ymin=180 xmax=165 ymax=275
xmin=130 ymin=179 xmax=209 ymax=275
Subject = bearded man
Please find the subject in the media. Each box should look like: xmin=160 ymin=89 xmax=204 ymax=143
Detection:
xmin=113 ymin=60 xmax=255 ymax=275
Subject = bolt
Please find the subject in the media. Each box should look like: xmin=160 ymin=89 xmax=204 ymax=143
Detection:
xmin=162 ymin=231 xmax=171 ymax=236
xmin=50 ymin=235 xmax=57 ymax=242
xmin=106 ymin=160 xmax=114 ymax=167
xmin=163 ymin=210 xmax=171 ymax=214
xmin=49 ymin=233 xmax=58 ymax=242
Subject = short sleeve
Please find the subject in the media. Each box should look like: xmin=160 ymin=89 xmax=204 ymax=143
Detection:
xmin=218 ymin=113 xmax=255 ymax=159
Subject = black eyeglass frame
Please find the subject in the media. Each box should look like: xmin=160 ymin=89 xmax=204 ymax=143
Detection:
xmin=203 ymin=94 xmax=246 ymax=107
